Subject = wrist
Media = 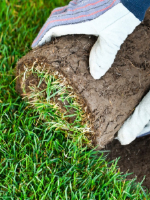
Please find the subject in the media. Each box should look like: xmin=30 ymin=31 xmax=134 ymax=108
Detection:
xmin=121 ymin=0 xmax=150 ymax=21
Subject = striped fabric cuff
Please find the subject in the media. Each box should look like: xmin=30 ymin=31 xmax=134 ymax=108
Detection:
xmin=32 ymin=0 xmax=121 ymax=48
xmin=32 ymin=0 xmax=150 ymax=48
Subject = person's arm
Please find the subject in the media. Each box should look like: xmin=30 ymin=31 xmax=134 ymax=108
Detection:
xmin=121 ymin=0 xmax=150 ymax=21
xmin=32 ymin=0 xmax=150 ymax=145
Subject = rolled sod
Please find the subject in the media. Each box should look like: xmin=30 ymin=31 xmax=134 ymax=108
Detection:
xmin=16 ymin=9 xmax=150 ymax=149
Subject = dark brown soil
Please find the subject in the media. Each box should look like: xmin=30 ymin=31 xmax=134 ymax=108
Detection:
xmin=104 ymin=134 xmax=150 ymax=189
xmin=16 ymin=8 xmax=150 ymax=188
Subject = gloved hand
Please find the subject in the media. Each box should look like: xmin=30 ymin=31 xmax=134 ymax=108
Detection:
xmin=117 ymin=91 xmax=150 ymax=145
xmin=32 ymin=0 xmax=141 ymax=79
xmin=32 ymin=0 xmax=150 ymax=145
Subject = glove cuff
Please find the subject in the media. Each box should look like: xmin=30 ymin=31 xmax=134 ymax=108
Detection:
xmin=121 ymin=0 xmax=150 ymax=21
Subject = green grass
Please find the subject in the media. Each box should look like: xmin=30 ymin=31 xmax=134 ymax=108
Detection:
xmin=0 ymin=0 xmax=150 ymax=199
xmin=21 ymin=65 xmax=92 ymax=147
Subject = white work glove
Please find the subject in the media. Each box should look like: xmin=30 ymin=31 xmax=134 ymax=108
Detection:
xmin=32 ymin=0 xmax=140 ymax=79
xmin=117 ymin=91 xmax=150 ymax=145
xmin=32 ymin=0 xmax=150 ymax=145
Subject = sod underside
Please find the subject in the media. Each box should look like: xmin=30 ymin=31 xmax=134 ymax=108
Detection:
xmin=16 ymin=10 xmax=150 ymax=149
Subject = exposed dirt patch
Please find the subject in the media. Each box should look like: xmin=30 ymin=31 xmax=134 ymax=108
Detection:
xmin=16 ymin=8 xmax=150 ymax=187
xmin=104 ymin=134 xmax=150 ymax=189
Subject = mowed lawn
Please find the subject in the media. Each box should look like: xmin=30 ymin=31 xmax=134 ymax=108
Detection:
xmin=0 ymin=0 xmax=150 ymax=199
